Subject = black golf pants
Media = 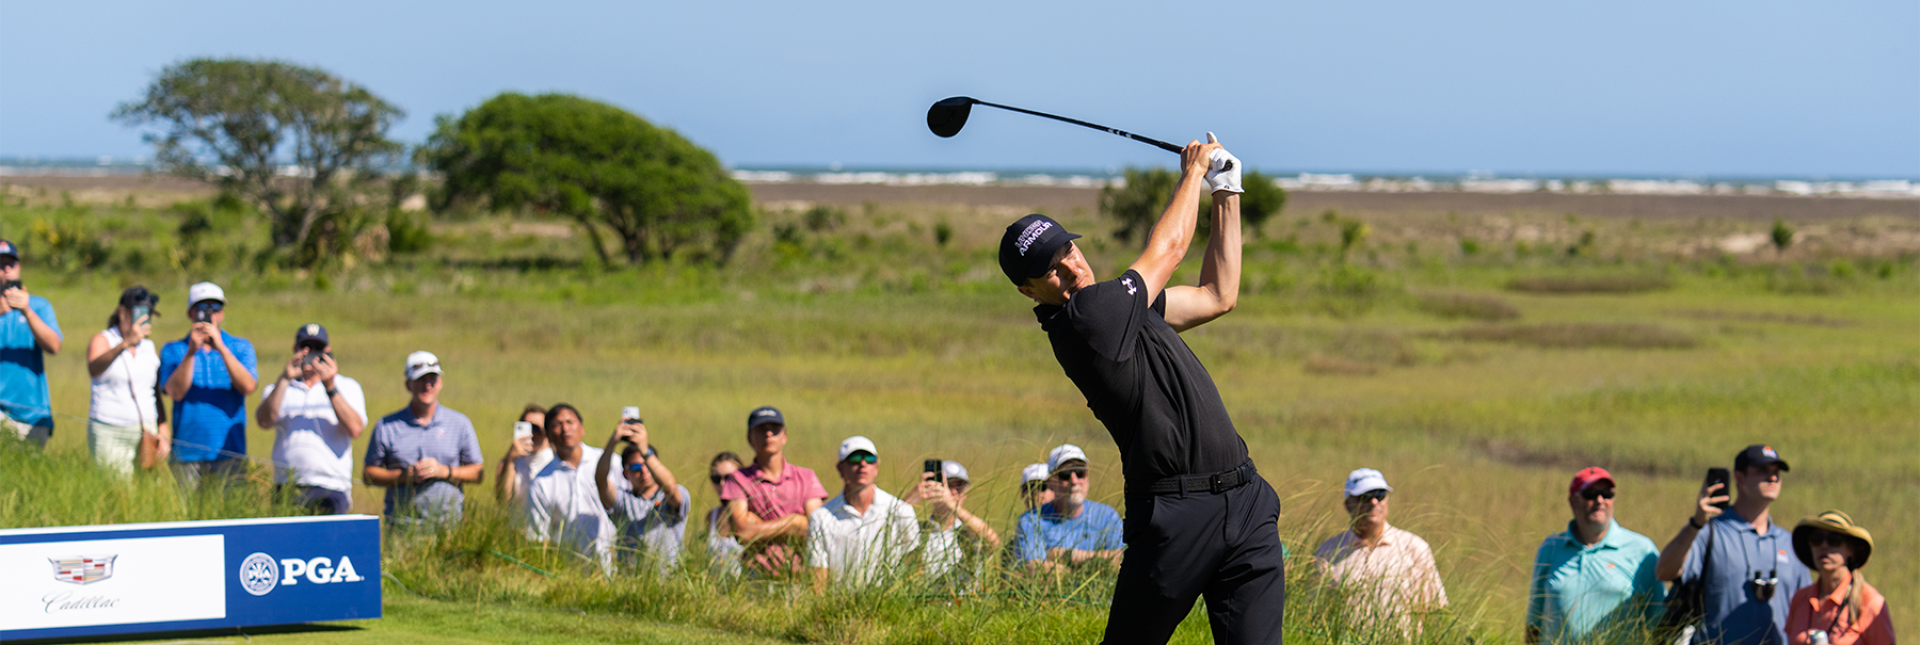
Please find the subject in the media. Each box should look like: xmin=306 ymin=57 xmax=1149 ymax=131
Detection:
xmin=1102 ymin=475 xmax=1286 ymax=645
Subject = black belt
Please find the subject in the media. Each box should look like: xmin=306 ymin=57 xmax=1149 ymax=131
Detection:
xmin=1148 ymin=461 xmax=1258 ymax=495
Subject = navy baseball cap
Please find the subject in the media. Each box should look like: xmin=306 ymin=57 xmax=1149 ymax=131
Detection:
xmin=1734 ymin=444 xmax=1789 ymax=472
xmin=998 ymin=214 xmax=1081 ymax=286
xmin=0 ymin=239 xmax=19 ymax=260
xmin=747 ymin=406 xmax=785 ymax=430
xmin=294 ymin=323 xmax=329 ymax=347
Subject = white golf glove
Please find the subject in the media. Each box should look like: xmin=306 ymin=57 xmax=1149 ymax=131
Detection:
xmin=1204 ymin=132 xmax=1243 ymax=194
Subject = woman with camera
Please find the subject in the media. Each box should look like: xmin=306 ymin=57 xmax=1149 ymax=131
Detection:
xmin=85 ymin=286 xmax=168 ymax=475
xmin=1786 ymin=511 xmax=1894 ymax=645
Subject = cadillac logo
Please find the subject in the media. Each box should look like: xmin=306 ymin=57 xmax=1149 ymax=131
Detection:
xmin=50 ymin=555 xmax=117 ymax=585
xmin=239 ymin=552 xmax=279 ymax=596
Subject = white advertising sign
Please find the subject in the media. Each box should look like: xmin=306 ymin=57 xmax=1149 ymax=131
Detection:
xmin=0 ymin=534 xmax=226 ymax=630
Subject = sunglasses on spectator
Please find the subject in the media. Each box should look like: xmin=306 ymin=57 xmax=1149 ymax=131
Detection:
xmin=193 ymin=301 xmax=224 ymax=313
xmin=844 ymin=453 xmax=878 ymax=465
xmin=1353 ymin=490 xmax=1389 ymax=503
xmin=1807 ymin=532 xmax=1851 ymax=548
xmin=0 ymin=258 xmax=18 ymax=269
xmin=1579 ymin=487 xmax=1616 ymax=501
xmin=1053 ymin=469 xmax=1087 ymax=482
xmin=709 ymin=474 xmax=727 ymax=485
xmin=626 ymin=463 xmax=648 ymax=473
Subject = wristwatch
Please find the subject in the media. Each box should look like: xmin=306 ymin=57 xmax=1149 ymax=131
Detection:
xmin=1688 ymin=516 xmax=1706 ymax=530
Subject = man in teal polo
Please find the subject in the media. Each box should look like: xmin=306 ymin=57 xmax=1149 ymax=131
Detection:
xmin=1527 ymin=467 xmax=1665 ymax=644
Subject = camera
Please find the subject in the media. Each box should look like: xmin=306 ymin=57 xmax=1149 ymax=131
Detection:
xmin=301 ymin=350 xmax=333 ymax=367
xmin=190 ymin=308 xmax=214 ymax=324
xmin=621 ymin=406 xmax=642 ymax=425
xmin=129 ymin=304 xmax=152 ymax=328
xmin=0 ymin=279 xmax=20 ymax=294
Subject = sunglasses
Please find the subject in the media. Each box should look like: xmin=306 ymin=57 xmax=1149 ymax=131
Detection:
xmin=0 ymin=258 xmax=18 ymax=269
xmin=193 ymin=301 xmax=225 ymax=313
xmin=626 ymin=463 xmax=649 ymax=473
xmin=709 ymin=474 xmax=727 ymax=485
xmin=1354 ymin=490 xmax=1390 ymax=503
xmin=1579 ymin=487 xmax=1617 ymax=501
xmin=844 ymin=453 xmax=878 ymax=465
xmin=1053 ymin=468 xmax=1087 ymax=482
xmin=1807 ymin=532 xmax=1851 ymax=548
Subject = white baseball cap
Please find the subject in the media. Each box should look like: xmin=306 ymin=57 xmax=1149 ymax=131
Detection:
xmin=1047 ymin=443 xmax=1088 ymax=474
xmin=837 ymin=435 xmax=878 ymax=461
xmin=1021 ymin=463 xmax=1049 ymax=484
xmin=1344 ymin=468 xmax=1393 ymax=497
xmin=941 ymin=460 xmax=970 ymax=484
xmin=187 ymin=282 xmax=226 ymax=306
xmin=404 ymin=350 xmax=443 ymax=381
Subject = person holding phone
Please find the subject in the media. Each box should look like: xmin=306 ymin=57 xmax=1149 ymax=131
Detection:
xmin=594 ymin=411 xmax=690 ymax=576
xmin=160 ymin=282 xmax=257 ymax=489
xmin=0 ymin=239 xmax=63 ymax=447
xmin=1656 ymin=445 xmax=1812 ymax=645
xmin=86 ymin=286 xmax=167 ymax=474
xmin=905 ymin=459 xmax=1001 ymax=584
xmin=493 ymin=404 xmax=549 ymax=507
xmin=255 ymin=324 xmax=366 ymax=514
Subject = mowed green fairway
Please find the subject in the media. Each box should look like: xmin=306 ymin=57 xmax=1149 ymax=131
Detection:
xmin=62 ymin=592 xmax=788 ymax=645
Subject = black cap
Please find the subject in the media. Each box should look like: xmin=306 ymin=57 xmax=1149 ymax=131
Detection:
xmin=1734 ymin=444 xmax=1789 ymax=472
xmin=294 ymin=323 xmax=329 ymax=347
xmin=747 ymin=406 xmax=785 ymax=430
xmin=0 ymin=239 xmax=19 ymax=260
xmin=117 ymin=285 xmax=159 ymax=309
xmin=998 ymin=214 xmax=1081 ymax=286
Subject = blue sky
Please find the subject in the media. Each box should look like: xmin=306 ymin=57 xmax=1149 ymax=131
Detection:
xmin=2 ymin=0 xmax=1915 ymax=177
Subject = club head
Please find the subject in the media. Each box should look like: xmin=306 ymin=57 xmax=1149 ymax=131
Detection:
xmin=927 ymin=96 xmax=976 ymax=138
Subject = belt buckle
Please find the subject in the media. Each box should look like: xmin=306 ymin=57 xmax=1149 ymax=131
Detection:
xmin=1210 ymin=472 xmax=1228 ymax=493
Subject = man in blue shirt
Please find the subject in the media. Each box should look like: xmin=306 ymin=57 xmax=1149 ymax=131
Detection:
xmin=0 ymin=239 xmax=62 ymax=447
xmin=1656 ymin=445 xmax=1812 ymax=645
xmin=1527 ymin=467 xmax=1665 ymax=644
xmin=161 ymin=282 xmax=257 ymax=488
xmin=1011 ymin=444 xmax=1124 ymax=574
xmin=362 ymin=351 xmax=484 ymax=527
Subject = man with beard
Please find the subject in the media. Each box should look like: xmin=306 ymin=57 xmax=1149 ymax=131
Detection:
xmin=1010 ymin=444 xmax=1123 ymax=574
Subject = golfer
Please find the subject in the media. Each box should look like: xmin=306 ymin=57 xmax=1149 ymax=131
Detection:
xmin=999 ymin=137 xmax=1283 ymax=644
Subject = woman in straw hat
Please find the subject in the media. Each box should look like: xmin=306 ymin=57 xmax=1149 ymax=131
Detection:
xmin=1786 ymin=510 xmax=1895 ymax=645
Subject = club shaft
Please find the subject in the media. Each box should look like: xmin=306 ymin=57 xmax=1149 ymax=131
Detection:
xmin=973 ymin=100 xmax=1183 ymax=154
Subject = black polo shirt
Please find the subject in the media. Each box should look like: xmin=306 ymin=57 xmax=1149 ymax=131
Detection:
xmin=1035 ymin=269 xmax=1249 ymax=494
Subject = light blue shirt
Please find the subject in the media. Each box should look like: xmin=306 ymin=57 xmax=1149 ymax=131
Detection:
xmin=1011 ymin=500 xmax=1124 ymax=562
xmin=364 ymin=406 xmax=482 ymax=523
xmin=0 ymin=294 xmax=59 ymax=428
xmin=1682 ymin=508 xmax=1812 ymax=645
xmin=1527 ymin=519 xmax=1667 ymax=643
xmin=159 ymin=331 xmax=257 ymax=463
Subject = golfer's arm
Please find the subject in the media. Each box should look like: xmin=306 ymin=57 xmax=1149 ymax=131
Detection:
xmin=1165 ymin=192 xmax=1241 ymax=332
xmin=1126 ymin=170 xmax=1210 ymax=304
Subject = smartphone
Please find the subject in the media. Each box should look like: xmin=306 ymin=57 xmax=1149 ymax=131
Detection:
xmin=621 ymin=406 xmax=642 ymax=424
xmin=924 ymin=459 xmax=944 ymax=483
xmin=1704 ymin=467 xmax=1731 ymax=509
xmin=302 ymin=351 xmax=332 ymax=367
xmin=512 ymin=421 xmax=534 ymax=441
xmin=130 ymin=304 xmax=151 ymax=328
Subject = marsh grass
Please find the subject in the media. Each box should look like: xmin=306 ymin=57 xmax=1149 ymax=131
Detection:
xmin=1505 ymin=275 xmax=1672 ymax=294
xmin=1413 ymin=292 xmax=1520 ymax=321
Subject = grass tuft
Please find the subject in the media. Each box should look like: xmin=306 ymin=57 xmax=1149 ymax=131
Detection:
xmin=1505 ymin=275 xmax=1671 ymax=294
xmin=1436 ymin=323 xmax=1698 ymax=349
xmin=1414 ymin=292 xmax=1521 ymax=321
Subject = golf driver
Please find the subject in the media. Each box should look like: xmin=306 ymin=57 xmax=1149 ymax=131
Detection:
xmin=927 ymin=96 xmax=1185 ymax=154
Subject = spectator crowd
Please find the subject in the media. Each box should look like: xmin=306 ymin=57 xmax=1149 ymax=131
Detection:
xmin=0 ymin=243 xmax=1894 ymax=645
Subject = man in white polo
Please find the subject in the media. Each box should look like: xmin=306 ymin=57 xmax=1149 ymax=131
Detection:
xmin=255 ymin=323 xmax=366 ymax=514
xmin=807 ymin=435 xmax=919 ymax=589
xmin=525 ymin=403 xmax=619 ymax=572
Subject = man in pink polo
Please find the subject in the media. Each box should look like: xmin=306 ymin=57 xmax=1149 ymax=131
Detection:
xmin=719 ymin=405 xmax=828 ymax=577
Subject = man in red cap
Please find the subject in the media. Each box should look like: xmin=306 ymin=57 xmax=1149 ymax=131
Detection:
xmin=1526 ymin=467 xmax=1665 ymax=644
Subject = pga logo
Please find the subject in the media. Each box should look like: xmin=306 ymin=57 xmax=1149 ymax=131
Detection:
xmin=238 ymin=552 xmax=366 ymax=596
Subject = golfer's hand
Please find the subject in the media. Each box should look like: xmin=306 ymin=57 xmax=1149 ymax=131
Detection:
xmin=1181 ymin=140 xmax=1220 ymax=177
xmin=1205 ymin=133 xmax=1244 ymax=194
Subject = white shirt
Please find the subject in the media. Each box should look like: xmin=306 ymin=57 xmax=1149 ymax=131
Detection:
xmin=806 ymin=487 xmax=920 ymax=587
xmin=511 ymin=447 xmax=556 ymax=513
xmin=260 ymin=375 xmax=367 ymax=493
xmin=526 ymin=445 xmax=622 ymax=570
xmin=89 ymin=328 xmax=160 ymax=427
xmin=705 ymin=507 xmax=743 ymax=577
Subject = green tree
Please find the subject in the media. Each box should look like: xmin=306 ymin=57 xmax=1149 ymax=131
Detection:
xmin=1099 ymin=167 xmax=1285 ymax=246
xmin=1770 ymin=219 xmax=1795 ymax=254
xmin=417 ymin=93 xmax=752 ymax=265
xmin=112 ymin=58 xmax=405 ymax=267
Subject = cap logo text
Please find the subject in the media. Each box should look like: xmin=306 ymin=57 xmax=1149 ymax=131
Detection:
xmin=1015 ymin=221 xmax=1053 ymax=256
